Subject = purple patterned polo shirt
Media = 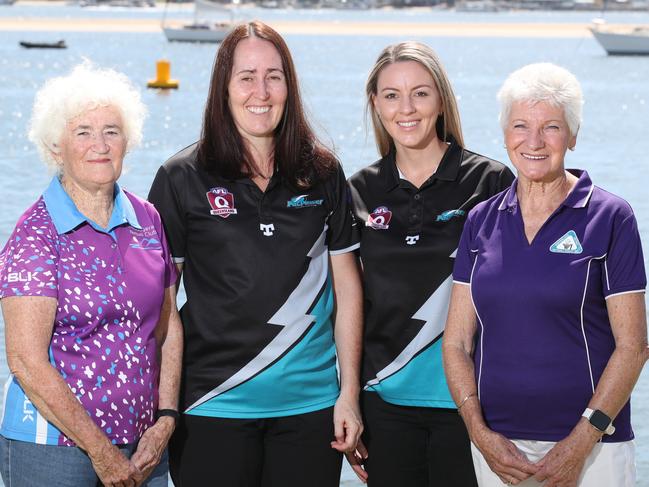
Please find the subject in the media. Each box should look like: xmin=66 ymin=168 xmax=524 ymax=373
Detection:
xmin=453 ymin=169 xmax=646 ymax=443
xmin=0 ymin=177 xmax=176 ymax=446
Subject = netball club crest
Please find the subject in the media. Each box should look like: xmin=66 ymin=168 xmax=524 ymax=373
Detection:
xmin=206 ymin=187 xmax=237 ymax=218
xmin=366 ymin=206 xmax=392 ymax=230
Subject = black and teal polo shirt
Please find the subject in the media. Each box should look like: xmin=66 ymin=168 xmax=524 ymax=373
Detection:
xmin=348 ymin=141 xmax=514 ymax=408
xmin=148 ymin=143 xmax=359 ymax=418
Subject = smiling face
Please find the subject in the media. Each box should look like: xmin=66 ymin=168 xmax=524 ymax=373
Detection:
xmin=504 ymin=100 xmax=577 ymax=184
xmin=372 ymin=60 xmax=442 ymax=153
xmin=55 ymin=105 xmax=127 ymax=192
xmin=227 ymin=37 xmax=288 ymax=148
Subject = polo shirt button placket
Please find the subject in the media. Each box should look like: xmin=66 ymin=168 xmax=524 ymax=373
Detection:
xmin=406 ymin=192 xmax=423 ymax=246
xmin=257 ymin=192 xmax=275 ymax=238
xmin=108 ymin=234 xmax=125 ymax=273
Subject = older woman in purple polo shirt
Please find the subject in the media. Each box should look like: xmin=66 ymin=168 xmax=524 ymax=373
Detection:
xmin=443 ymin=63 xmax=648 ymax=487
xmin=0 ymin=63 xmax=182 ymax=487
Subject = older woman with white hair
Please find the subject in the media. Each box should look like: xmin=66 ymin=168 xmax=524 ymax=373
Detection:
xmin=443 ymin=62 xmax=648 ymax=487
xmin=0 ymin=63 xmax=182 ymax=487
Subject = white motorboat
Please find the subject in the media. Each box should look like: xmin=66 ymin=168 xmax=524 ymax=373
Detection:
xmin=163 ymin=0 xmax=234 ymax=43
xmin=590 ymin=19 xmax=649 ymax=55
xmin=163 ymin=22 xmax=231 ymax=42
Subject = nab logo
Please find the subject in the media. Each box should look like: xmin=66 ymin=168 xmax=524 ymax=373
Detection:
xmin=405 ymin=235 xmax=420 ymax=245
xmin=550 ymin=230 xmax=583 ymax=254
xmin=366 ymin=206 xmax=392 ymax=230
xmin=287 ymin=194 xmax=324 ymax=209
xmin=207 ymin=188 xmax=237 ymax=219
xmin=260 ymin=223 xmax=275 ymax=236
xmin=8 ymin=271 xmax=37 ymax=283
xmin=435 ymin=209 xmax=466 ymax=222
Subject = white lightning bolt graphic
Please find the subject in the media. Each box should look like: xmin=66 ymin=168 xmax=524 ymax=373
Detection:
xmin=186 ymin=227 xmax=329 ymax=411
xmin=365 ymin=249 xmax=456 ymax=389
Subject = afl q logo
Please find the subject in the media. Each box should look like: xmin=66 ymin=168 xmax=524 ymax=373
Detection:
xmin=206 ymin=187 xmax=238 ymax=218
xmin=366 ymin=206 xmax=392 ymax=230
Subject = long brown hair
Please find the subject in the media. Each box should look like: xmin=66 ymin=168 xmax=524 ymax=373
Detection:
xmin=366 ymin=42 xmax=465 ymax=157
xmin=197 ymin=21 xmax=335 ymax=188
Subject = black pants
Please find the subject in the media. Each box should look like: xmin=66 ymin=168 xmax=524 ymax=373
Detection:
xmin=169 ymin=407 xmax=342 ymax=487
xmin=362 ymin=392 xmax=478 ymax=487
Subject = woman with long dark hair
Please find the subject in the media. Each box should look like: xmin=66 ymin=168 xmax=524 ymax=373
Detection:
xmin=148 ymin=21 xmax=363 ymax=487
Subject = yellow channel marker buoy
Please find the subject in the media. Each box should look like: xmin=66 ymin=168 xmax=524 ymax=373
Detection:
xmin=147 ymin=60 xmax=179 ymax=89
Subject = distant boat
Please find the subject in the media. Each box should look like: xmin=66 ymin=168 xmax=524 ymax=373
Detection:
xmin=80 ymin=0 xmax=155 ymax=7
xmin=162 ymin=0 xmax=234 ymax=43
xmin=19 ymin=40 xmax=67 ymax=49
xmin=590 ymin=18 xmax=649 ymax=55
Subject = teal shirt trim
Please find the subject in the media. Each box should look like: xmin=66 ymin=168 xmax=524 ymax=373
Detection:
xmin=187 ymin=280 xmax=340 ymax=418
xmin=366 ymin=339 xmax=455 ymax=408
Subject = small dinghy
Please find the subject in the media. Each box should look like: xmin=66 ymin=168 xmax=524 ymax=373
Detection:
xmin=19 ymin=40 xmax=67 ymax=49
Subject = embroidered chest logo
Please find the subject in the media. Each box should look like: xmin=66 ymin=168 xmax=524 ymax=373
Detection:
xmin=129 ymin=225 xmax=162 ymax=250
xmin=129 ymin=238 xmax=161 ymax=250
xmin=405 ymin=235 xmax=420 ymax=245
xmin=260 ymin=223 xmax=275 ymax=236
xmin=366 ymin=206 xmax=392 ymax=230
xmin=207 ymin=187 xmax=237 ymax=218
xmin=435 ymin=209 xmax=465 ymax=222
xmin=550 ymin=230 xmax=583 ymax=254
xmin=287 ymin=194 xmax=324 ymax=209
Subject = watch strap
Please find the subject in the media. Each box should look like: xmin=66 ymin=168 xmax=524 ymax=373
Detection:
xmin=155 ymin=408 xmax=180 ymax=422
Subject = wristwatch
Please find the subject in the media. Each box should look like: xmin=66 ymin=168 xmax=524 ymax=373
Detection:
xmin=582 ymin=408 xmax=615 ymax=435
xmin=155 ymin=409 xmax=180 ymax=423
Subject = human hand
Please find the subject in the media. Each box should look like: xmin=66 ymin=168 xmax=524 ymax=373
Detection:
xmin=344 ymin=438 xmax=368 ymax=483
xmin=330 ymin=393 xmax=363 ymax=453
xmin=89 ymin=442 xmax=141 ymax=487
xmin=130 ymin=417 xmax=175 ymax=486
xmin=473 ymin=427 xmax=538 ymax=485
xmin=533 ymin=422 xmax=599 ymax=487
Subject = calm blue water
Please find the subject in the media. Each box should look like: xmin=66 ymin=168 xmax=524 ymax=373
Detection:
xmin=1 ymin=5 xmax=648 ymax=486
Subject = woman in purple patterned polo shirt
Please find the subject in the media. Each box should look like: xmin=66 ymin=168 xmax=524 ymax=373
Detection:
xmin=443 ymin=63 xmax=647 ymax=487
xmin=0 ymin=63 xmax=183 ymax=487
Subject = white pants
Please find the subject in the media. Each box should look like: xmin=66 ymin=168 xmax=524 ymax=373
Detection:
xmin=471 ymin=439 xmax=636 ymax=487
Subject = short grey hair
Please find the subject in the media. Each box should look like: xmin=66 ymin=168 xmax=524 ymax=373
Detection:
xmin=497 ymin=63 xmax=583 ymax=136
xmin=28 ymin=62 xmax=146 ymax=167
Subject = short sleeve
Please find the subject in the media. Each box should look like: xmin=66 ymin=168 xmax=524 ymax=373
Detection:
xmin=603 ymin=211 xmax=646 ymax=298
xmin=148 ymin=165 xmax=186 ymax=264
xmin=147 ymin=202 xmax=178 ymax=289
xmin=452 ymin=210 xmax=477 ymax=285
xmin=326 ymin=163 xmax=360 ymax=255
xmin=0 ymin=204 xmax=59 ymax=299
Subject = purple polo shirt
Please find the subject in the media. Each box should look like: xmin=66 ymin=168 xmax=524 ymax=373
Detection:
xmin=453 ymin=169 xmax=646 ymax=443
xmin=0 ymin=177 xmax=176 ymax=446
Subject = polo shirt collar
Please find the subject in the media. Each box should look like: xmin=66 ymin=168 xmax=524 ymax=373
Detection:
xmin=42 ymin=176 xmax=141 ymax=234
xmin=497 ymin=169 xmax=594 ymax=211
xmin=381 ymin=138 xmax=463 ymax=192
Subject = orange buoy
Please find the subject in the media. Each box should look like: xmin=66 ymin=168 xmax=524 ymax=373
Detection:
xmin=147 ymin=60 xmax=179 ymax=89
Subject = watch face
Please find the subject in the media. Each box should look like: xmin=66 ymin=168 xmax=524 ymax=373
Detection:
xmin=590 ymin=409 xmax=612 ymax=431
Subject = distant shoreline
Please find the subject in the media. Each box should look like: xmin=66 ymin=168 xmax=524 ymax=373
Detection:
xmin=0 ymin=18 xmax=606 ymax=36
